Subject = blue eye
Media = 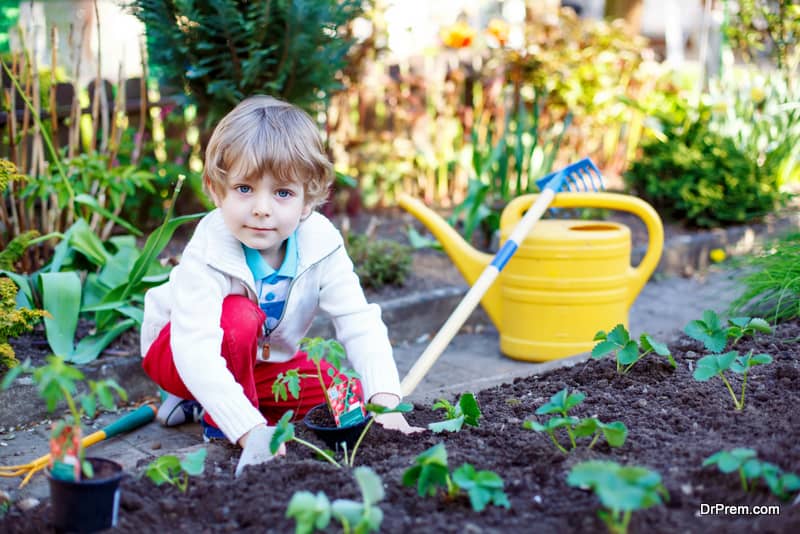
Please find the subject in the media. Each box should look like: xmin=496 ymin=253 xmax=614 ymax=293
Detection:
xmin=276 ymin=189 xmax=292 ymax=198
xmin=236 ymin=185 xmax=252 ymax=194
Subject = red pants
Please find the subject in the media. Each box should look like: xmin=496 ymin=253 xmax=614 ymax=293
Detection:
xmin=142 ymin=295 xmax=350 ymax=426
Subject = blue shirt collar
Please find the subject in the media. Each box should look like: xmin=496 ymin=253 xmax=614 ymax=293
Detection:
xmin=243 ymin=233 xmax=298 ymax=280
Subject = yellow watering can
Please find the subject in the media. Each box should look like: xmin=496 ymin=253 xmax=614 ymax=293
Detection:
xmin=399 ymin=192 xmax=664 ymax=362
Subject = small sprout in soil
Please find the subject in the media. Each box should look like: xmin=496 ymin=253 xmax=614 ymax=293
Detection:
xmin=703 ymin=448 xmax=800 ymax=500
xmin=522 ymin=388 xmax=627 ymax=454
xmin=428 ymin=392 xmax=481 ymax=433
xmin=693 ymin=350 xmax=772 ymax=410
xmin=286 ymin=466 xmax=384 ymax=534
xmin=567 ymin=460 xmax=668 ymax=534
xmin=271 ymin=402 xmax=413 ymax=468
xmin=402 ymin=443 xmax=510 ymax=512
xmin=684 ymin=310 xmax=772 ymax=353
xmin=144 ymin=448 xmax=207 ymax=493
xmin=592 ymin=325 xmax=675 ymax=374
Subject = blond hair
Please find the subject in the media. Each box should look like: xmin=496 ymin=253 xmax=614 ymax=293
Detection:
xmin=203 ymin=95 xmax=333 ymax=208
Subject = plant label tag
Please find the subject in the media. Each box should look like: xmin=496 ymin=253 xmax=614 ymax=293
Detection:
xmin=326 ymin=378 xmax=366 ymax=427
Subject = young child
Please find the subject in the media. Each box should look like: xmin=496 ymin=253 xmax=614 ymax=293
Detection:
xmin=140 ymin=95 xmax=421 ymax=477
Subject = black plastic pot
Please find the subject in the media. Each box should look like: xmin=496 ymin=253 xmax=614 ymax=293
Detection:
xmin=48 ymin=457 xmax=124 ymax=533
xmin=303 ymin=403 xmax=372 ymax=451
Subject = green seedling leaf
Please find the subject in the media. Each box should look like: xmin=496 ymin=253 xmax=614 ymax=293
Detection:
xmin=452 ymin=463 xmax=510 ymax=512
xmin=402 ymin=443 xmax=451 ymax=497
xmin=144 ymin=455 xmax=182 ymax=486
xmin=271 ymin=411 xmax=296 ymax=454
xmin=286 ymin=491 xmax=332 ymax=534
xmin=693 ymin=352 xmax=739 ymax=381
xmin=567 ymin=460 xmax=668 ymax=520
xmin=429 ymin=393 xmax=481 ymax=433
xmin=616 ymin=341 xmax=640 ymax=366
xmin=535 ymin=388 xmax=585 ymax=416
xmin=684 ymin=310 xmax=728 ymax=353
xmin=364 ymin=402 xmax=413 ymax=415
xmin=640 ymin=334 xmax=676 ymax=368
xmin=180 ymin=448 xmax=207 ymax=476
xmin=354 ymin=466 xmax=384 ymax=506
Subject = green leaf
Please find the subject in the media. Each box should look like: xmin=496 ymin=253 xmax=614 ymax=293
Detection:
xmin=67 ymin=218 xmax=111 ymax=266
xmin=693 ymin=355 xmax=722 ymax=381
xmin=591 ymin=340 xmax=617 ymax=359
xmin=180 ymin=448 xmax=207 ymax=476
xmin=286 ymin=491 xmax=331 ymax=534
xmin=600 ymin=421 xmax=628 ymax=448
xmin=74 ymin=194 xmax=142 ymax=236
xmin=41 ymin=272 xmax=82 ymax=358
xmin=145 ymin=455 xmax=181 ymax=486
xmin=606 ymin=324 xmax=630 ymax=346
xmin=354 ymin=466 xmax=384 ymax=505
xmin=641 ymin=334 xmax=670 ymax=356
xmin=428 ymin=416 xmax=465 ymax=433
xmin=617 ymin=341 xmax=640 ymax=366
xmin=573 ymin=418 xmax=600 ymax=438
xmin=80 ymin=394 xmax=97 ymax=419
xmin=458 ymin=393 xmax=481 ymax=427
xmin=69 ymin=318 xmax=137 ymax=364
xmin=747 ymin=318 xmax=772 ymax=333
xmin=271 ymin=411 xmax=295 ymax=454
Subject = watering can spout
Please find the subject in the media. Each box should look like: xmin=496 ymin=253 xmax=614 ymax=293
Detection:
xmin=398 ymin=194 xmax=502 ymax=328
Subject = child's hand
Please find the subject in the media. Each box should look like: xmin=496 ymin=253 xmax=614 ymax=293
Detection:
xmin=369 ymin=392 xmax=425 ymax=434
xmin=235 ymin=424 xmax=286 ymax=478
xmin=375 ymin=411 xmax=425 ymax=434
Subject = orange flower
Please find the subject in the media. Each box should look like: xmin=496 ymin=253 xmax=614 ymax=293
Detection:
xmin=486 ymin=18 xmax=509 ymax=47
xmin=440 ymin=21 xmax=476 ymax=49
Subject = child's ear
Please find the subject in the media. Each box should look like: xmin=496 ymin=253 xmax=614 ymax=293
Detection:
xmin=205 ymin=177 xmax=222 ymax=208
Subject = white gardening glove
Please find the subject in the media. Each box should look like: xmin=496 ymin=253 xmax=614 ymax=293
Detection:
xmin=234 ymin=424 xmax=285 ymax=478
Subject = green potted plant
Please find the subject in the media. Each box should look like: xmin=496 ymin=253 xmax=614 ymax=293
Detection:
xmin=273 ymin=337 xmax=370 ymax=451
xmin=1 ymin=356 xmax=127 ymax=532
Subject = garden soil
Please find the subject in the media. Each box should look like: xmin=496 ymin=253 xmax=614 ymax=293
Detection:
xmin=3 ymin=319 xmax=798 ymax=533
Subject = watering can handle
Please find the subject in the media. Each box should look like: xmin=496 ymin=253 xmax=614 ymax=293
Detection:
xmin=502 ymin=192 xmax=664 ymax=306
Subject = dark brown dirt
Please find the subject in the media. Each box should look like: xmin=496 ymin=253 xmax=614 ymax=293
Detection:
xmin=3 ymin=319 xmax=798 ymax=533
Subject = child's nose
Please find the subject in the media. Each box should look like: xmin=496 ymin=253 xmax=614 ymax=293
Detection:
xmin=252 ymin=192 xmax=272 ymax=216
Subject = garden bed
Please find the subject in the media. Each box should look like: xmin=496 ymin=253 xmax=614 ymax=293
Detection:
xmin=3 ymin=319 xmax=799 ymax=533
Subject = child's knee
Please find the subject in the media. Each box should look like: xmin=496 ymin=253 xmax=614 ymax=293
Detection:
xmin=220 ymin=295 xmax=264 ymax=339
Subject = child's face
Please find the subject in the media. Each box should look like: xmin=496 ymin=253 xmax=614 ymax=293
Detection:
xmin=209 ymin=172 xmax=312 ymax=265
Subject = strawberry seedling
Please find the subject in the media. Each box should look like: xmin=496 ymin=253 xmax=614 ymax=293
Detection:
xmin=428 ymin=392 xmax=481 ymax=433
xmin=522 ymin=388 xmax=627 ymax=453
xmin=286 ymin=466 xmax=385 ymax=534
xmin=402 ymin=443 xmax=510 ymax=512
xmin=567 ymin=460 xmax=668 ymax=534
xmin=703 ymin=448 xmax=800 ymax=500
xmin=144 ymin=448 xmax=207 ymax=493
xmin=592 ymin=325 xmax=675 ymax=374
xmin=693 ymin=350 xmax=772 ymax=410
xmin=684 ymin=310 xmax=772 ymax=352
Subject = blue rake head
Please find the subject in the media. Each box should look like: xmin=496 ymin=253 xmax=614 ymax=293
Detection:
xmin=535 ymin=158 xmax=605 ymax=193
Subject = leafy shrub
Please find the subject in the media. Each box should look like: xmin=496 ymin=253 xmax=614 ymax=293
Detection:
xmin=730 ymin=233 xmax=800 ymax=323
xmin=624 ymin=99 xmax=791 ymax=228
xmin=129 ymin=0 xmax=365 ymax=123
xmin=345 ymin=234 xmax=411 ymax=290
xmin=0 ymin=277 xmax=47 ymax=373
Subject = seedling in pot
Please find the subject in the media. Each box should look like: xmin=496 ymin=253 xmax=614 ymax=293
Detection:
xmin=271 ymin=401 xmax=413 ymax=468
xmin=0 ymin=356 xmax=126 ymax=481
xmin=286 ymin=466 xmax=385 ymax=534
xmin=522 ymin=388 xmax=627 ymax=454
xmin=703 ymin=448 xmax=800 ymax=500
xmin=401 ymin=443 xmax=510 ymax=512
xmin=428 ymin=392 xmax=481 ymax=433
xmin=693 ymin=350 xmax=772 ymax=410
xmin=273 ymin=337 xmax=366 ymax=428
xmin=592 ymin=325 xmax=675 ymax=374
xmin=144 ymin=448 xmax=207 ymax=493
xmin=684 ymin=310 xmax=772 ymax=353
xmin=567 ymin=460 xmax=668 ymax=534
